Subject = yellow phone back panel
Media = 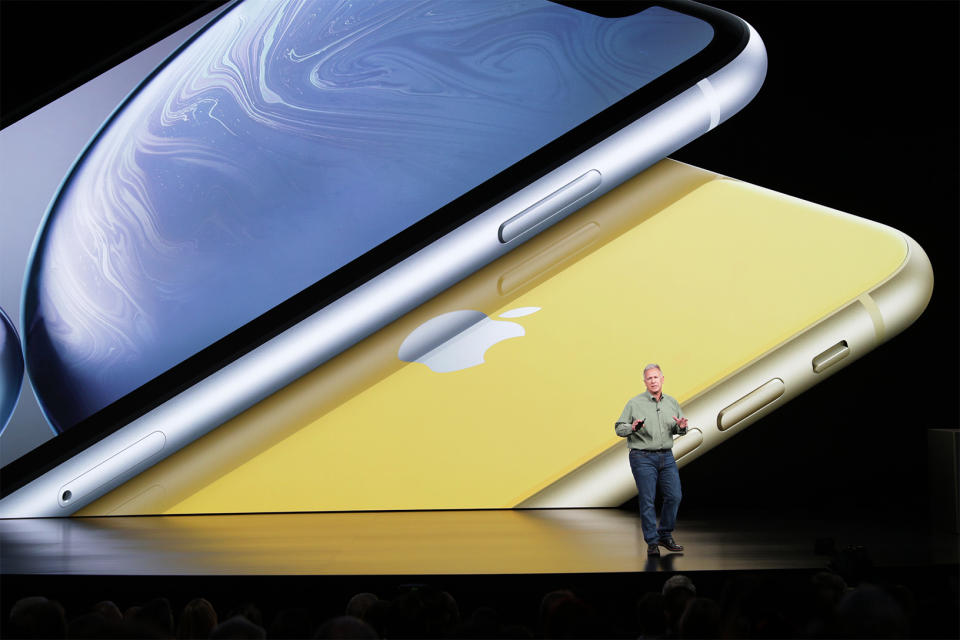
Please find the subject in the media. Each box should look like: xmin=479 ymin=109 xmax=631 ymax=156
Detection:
xmin=163 ymin=179 xmax=906 ymax=513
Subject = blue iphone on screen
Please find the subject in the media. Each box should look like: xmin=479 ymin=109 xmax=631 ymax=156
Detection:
xmin=3 ymin=0 xmax=766 ymax=516
xmin=27 ymin=1 xmax=712 ymax=431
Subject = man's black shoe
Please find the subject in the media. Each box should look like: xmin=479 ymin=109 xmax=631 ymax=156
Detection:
xmin=659 ymin=536 xmax=684 ymax=552
xmin=647 ymin=543 xmax=660 ymax=556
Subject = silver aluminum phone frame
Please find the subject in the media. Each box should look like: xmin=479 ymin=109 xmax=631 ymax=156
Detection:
xmin=0 ymin=22 xmax=766 ymax=518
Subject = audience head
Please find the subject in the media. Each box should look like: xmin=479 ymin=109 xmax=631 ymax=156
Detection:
xmin=836 ymin=583 xmax=909 ymax=638
xmin=635 ymin=592 xmax=666 ymax=638
xmin=314 ymin=615 xmax=378 ymax=639
xmin=384 ymin=585 xmax=459 ymax=638
xmin=829 ymin=544 xmax=876 ymax=587
xmin=210 ymin=614 xmax=266 ymax=639
xmin=268 ymin=608 xmax=312 ymax=639
xmin=67 ymin=612 xmax=145 ymax=639
xmin=225 ymin=602 xmax=263 ymax=628
xmin=128 ymin=597 xmax=174 ymax=637
xmin=92 ymin=600 xmax=122 ymax=622
xmin=177 ymin=597 xmax=218 ymax=639
xmin=662 ymin=575 xmax=696 ymax=635
xmin=678 ymin=597 xmax=721 ymax=639
xmin=8 ymin=596 xmax=67 ymax=639
xmin=538 ymin=589 xmax=603 ymax=639
xmin=458 ymin=606 xmax=500 ymax=639
xmin=345 ymin=592 xmax=379 ymax=620
xmin=360 ymin=598 xmax=390 ymax=638
xmin=810 ymin=571 xmax=848 ymax=608
xmin=661 ymin=574 xmax=696 ymax=597
xmin=537 ymin=589 xmax=574 ymax=634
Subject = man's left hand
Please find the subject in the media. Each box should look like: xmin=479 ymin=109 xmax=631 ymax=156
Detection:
xmin=672 ymin=416 xmax=688 ymax=430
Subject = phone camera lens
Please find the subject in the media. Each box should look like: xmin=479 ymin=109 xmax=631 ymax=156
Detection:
xmin=61 ymin=490 xmax=72 ymax=502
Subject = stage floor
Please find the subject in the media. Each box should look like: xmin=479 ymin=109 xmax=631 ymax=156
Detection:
xmin=2 ymin=507 xmax=956 ymax=576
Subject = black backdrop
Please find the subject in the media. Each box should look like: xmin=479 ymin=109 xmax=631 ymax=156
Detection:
xmin=674 ymin=1 xmax=959 ymax=517
xmin=1 ymin=1 xmax=957 ymax=517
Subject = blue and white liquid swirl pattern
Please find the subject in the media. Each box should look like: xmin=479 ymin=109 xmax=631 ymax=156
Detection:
xmin=24 ymin=0 xmax=711 ymax=431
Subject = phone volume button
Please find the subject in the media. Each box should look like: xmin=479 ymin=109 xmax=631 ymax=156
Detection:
xmin=499 ymin=170 xmax=602 ymax=244
xmin=717 ymin=379 xmax=785 ymax=431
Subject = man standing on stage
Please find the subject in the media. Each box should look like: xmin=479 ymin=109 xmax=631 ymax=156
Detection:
xmin=615 ymin=364 xmax=689 ymax=556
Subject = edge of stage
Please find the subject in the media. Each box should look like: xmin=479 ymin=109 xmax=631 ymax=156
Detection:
xmin=1 ymin=507 xmax=957 ymax=576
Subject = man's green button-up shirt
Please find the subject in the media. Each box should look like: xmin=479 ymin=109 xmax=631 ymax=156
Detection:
xmin=615 ymin=391 xmax=686 ymax=450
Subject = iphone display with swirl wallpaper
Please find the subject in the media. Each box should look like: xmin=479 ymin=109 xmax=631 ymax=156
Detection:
xmin=0 ymin=0 xmax=766 ymax=516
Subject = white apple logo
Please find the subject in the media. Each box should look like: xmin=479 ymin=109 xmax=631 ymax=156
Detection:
xmin=398 ymin=307 xmax=540 ymax=373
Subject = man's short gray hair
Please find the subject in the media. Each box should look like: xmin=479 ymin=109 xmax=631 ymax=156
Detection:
xmin=643 ymin=363 xmax=662 ymax=376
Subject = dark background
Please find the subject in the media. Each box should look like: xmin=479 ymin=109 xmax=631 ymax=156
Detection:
xmin=1 ymin=0 xmax=957 ymax=519
xmin=675 ymin=0 xmax=959 ymax=519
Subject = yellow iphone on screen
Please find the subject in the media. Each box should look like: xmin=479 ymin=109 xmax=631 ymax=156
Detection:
xmin=81 ymin=159 xmax=932 ymax=515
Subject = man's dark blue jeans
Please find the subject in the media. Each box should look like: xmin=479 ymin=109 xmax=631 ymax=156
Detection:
xmin=629 ymin=448 xmax=682 ymax=544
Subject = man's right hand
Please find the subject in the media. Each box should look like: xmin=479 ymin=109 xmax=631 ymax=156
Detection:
xmin=632 ymin=418 xmax=645 ymax=430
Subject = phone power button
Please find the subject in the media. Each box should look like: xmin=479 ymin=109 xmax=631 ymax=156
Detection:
xmin=499 ymin=170 xmax=602 ymax=243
